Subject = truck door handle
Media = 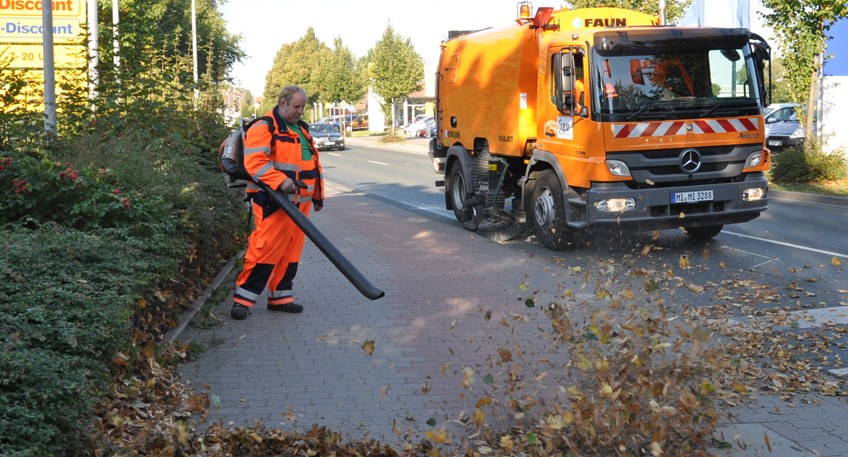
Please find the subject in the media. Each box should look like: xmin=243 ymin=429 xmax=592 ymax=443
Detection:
xmin=545 ymin=131 xmax=555 ymax=137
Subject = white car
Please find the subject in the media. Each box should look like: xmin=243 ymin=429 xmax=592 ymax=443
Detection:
xmin=764 ymin=103 xmax=797 ymax=136
xmin=404 ymin=116 xmax=434 ymax=136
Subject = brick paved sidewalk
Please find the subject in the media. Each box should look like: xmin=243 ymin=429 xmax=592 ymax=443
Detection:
xmin=177 ymin=182 xmax=585 ymax=445
xmin=176 ymin=182 xmax=848 ymax=455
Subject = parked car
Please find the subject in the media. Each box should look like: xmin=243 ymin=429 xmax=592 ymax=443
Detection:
xmin=401 ymin=114 xmax=429 ymax=131
xmin=308 ymin=122 xmax=345 ymax=151
xmin=404 ymin=116 xmax=434 ymax=136
xmin=766 ymin=110 xmax=816 ymax=153
xmin=764 ymin=103 xmax=797 ymax=136
xmin=331 ymin=114 xmax=358 ymax=132
xmin=416 ymin=117 xmax=436 ymax=137
xmin=351 ymin=114 xmax=369 ymax=131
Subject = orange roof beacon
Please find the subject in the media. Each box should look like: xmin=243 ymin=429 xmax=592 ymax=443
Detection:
xmin=429 ymin=4 xmax=772 ymax=248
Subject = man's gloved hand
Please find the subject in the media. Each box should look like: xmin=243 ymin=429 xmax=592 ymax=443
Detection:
xmin=313 ymin=201 xmax=323 ymax=212
xmin=279 ymin=178 xmax=297 ymax=193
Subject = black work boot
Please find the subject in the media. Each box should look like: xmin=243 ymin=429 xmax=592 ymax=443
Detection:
xmin=231 ymin=303 xmax=250 ymax=320
xmin=267 ymin=303 xmax=303 ymax=313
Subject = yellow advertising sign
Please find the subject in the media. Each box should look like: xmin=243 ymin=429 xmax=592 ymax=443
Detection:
xmin=1 ymin=43 xmax=84 ymax=68
xmin=0 ymin=16 xmax=84 ymax=43
xmin=0 ymin=0 xmax=84 ymax=18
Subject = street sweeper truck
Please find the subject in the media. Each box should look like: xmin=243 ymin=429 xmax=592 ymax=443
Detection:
xmin=428 ymin=3 xmax=772 ymax=248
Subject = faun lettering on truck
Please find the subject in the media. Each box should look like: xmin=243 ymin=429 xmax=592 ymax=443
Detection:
xmin=581 ymin=18 xmax=627 ymax=28
xmin=429 ymin=5 xmax=772 ymax=249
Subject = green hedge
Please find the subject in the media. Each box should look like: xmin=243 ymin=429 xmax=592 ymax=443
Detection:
xmin=770 ymin=142 xmax=848 ymax=183
xmin=0 ymin=224 xmax=183 ymax=456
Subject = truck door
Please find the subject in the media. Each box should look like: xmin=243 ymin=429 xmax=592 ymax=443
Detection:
xmin=540 ymin=46 xmax=603 ymax=189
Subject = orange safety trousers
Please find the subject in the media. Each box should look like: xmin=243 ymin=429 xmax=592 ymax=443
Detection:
xmin=233 ymin=200 xmax=311 ymax=308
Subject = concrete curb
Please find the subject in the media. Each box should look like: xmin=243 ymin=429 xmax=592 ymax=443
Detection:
xmin=770 ymin=188 xmax=848 ymax=208
xmin=166 ymin=250 xmax=244 ymax=343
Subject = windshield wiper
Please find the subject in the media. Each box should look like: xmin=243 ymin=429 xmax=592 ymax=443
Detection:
xmin=625 ymin=101 xmax=658 ymax=121
xmin=701 ymin=99 xmax=752 ymax=117
xmin=701 ymin=100 xmax=730 ymax=118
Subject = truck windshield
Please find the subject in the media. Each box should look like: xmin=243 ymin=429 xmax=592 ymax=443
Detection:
xmin=591 ymin=30 xmax=761 ymax=120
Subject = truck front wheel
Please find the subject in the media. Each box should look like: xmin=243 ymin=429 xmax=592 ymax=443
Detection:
xmin=530 ymin=170 xmax=570 ymax=249
xmin=448 ymin=162 xmax=472 ymax=222
xmin=686 ymin=225 xmax=723 ymax=240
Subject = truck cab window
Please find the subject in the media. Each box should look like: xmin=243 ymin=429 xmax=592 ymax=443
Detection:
xmin=592 ymin=31 xmax=762 ymax=121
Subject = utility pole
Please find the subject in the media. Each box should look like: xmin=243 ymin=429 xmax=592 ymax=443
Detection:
xmin=659 ymin=0 xmax=666 ymax=25
xmin=88 ymin=0 xmax=99 ymax=99
xmin=42 ymin=0 xmax=57 ymax=134
xmin=191 ymin=0 xmax=198 ymax=104
xmin=112 ymin=0 xmax=120 ymax=70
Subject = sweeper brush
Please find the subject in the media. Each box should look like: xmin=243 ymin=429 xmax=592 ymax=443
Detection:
xmin=477 ymin=214 xmax=521 ymax=242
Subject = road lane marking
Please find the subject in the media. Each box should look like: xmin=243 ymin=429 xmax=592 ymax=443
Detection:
xmin=327 ymin=153 xmax=341 ymax=157
xmin=723 ymin=230 xmax=848 ymax=258
xmin=368 ymin=160 xmax=389 ymax=166
xmin=719 ymin=246 xmax=780 ymax=269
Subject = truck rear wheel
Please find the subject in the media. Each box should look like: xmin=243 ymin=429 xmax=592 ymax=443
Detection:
xmin=530 ymin=169 xmax=570 ymax=249
xmin=686 ymin=225 xmax=723 ymax=240
xmin=448 ymin=162 xmax=472 ymax=222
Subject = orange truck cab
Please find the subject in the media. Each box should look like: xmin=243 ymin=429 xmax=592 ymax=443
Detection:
xmin=429 ymin=5 xmax=772 ymax=249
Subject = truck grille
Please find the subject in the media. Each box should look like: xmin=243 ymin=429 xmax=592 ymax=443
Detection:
xmin=607 ymin=143 xmax=761 ymax=185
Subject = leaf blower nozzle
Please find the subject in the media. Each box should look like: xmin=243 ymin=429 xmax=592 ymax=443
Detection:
xmin=254 ymin=180 xmax=385 ymax=301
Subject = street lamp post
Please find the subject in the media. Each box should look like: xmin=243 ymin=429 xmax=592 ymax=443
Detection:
xmin=191 ymin=0 xmax=198 ymax=104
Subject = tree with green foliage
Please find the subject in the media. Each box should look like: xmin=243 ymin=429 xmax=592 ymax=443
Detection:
xmin=316 ymin=37 xmax=368 ymax=123
xmin=261 ymin=28 xmax=330 ymax=116
xmin=115 ymin=0 xmax=244 ymax=84
xmin=369 ymin=24 xmax=424 ymax=134
xmin=760 ymin=0 xmax=847 ymax=144
xmin=565 ymin=0 xmax=693 ymax=24
xmin=765 ymin=58 xmax=793 ymax=104
xmin=240 ymin=89 xmax=255 ymax=118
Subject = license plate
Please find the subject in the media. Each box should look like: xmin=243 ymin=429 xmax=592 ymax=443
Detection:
xmin=672 ymin=190 xmax=713 ymax=204
xmin=768 ymin=140 xmax=781 ymax=147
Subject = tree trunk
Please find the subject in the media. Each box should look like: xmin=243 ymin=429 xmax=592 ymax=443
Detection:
xmin=805 ymin=64 xmax=817 ymax=149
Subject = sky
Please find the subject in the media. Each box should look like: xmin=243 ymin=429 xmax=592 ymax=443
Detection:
xmin=219 ymin=0 xmax=776 ymax=96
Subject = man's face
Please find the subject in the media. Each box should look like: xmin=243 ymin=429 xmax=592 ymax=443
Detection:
xmin=279 ymin=91 xmax=307 ymax=124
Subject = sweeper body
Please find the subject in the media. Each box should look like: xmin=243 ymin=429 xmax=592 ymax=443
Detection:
xmin=429 ymin=4 xmax=773 ymax=248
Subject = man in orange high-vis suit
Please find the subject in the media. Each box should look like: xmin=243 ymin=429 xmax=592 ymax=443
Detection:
xmin=231 ymin=85 xmax=324 ymax=320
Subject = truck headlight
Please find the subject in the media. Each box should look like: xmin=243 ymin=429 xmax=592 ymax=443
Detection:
xmin=744 ymin=151 xmax=762 ymax=168
xmin=433 ymin=158 xmax=445 ymax=173
xmin=790 ymin=127 xmax=804 ymax=139
xmin=595 ymin=198 xmax=636 ymax=212
xmin=742 ymin=188 xmax=766 ymax=201
xmin=607 ymin=160 xmax=631 ymax=177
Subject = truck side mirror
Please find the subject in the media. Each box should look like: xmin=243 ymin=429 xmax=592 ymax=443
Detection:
xmin=557 ymin=50 xmax=575 ymax=114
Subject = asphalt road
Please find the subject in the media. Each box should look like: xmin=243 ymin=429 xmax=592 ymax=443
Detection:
xmin=321 ymin=142 xmax=848 ymax=373
xmin=322 ymin=141 xmax=847 ymax=309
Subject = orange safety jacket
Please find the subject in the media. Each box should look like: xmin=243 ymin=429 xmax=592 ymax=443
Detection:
xmin=243 ymin=108 xmax=324 ymax=210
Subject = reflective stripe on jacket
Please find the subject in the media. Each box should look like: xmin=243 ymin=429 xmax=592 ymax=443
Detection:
xmin=243 ymin=108 xmax=324 ymax=204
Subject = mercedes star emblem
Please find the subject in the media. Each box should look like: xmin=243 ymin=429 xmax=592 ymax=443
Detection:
xmin=679 ymin=149 xmax=702 ymax=174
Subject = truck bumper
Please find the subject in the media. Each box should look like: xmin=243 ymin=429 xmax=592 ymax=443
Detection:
xmin=582 ymin=173 xmax=768 ymax=231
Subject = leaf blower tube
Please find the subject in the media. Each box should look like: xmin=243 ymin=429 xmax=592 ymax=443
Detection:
xmin=222 ymin=158 xmax=384 ymax=300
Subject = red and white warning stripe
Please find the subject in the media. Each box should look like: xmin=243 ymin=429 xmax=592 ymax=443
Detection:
xmin=613 ymin=118 xmax=759 ymax=139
